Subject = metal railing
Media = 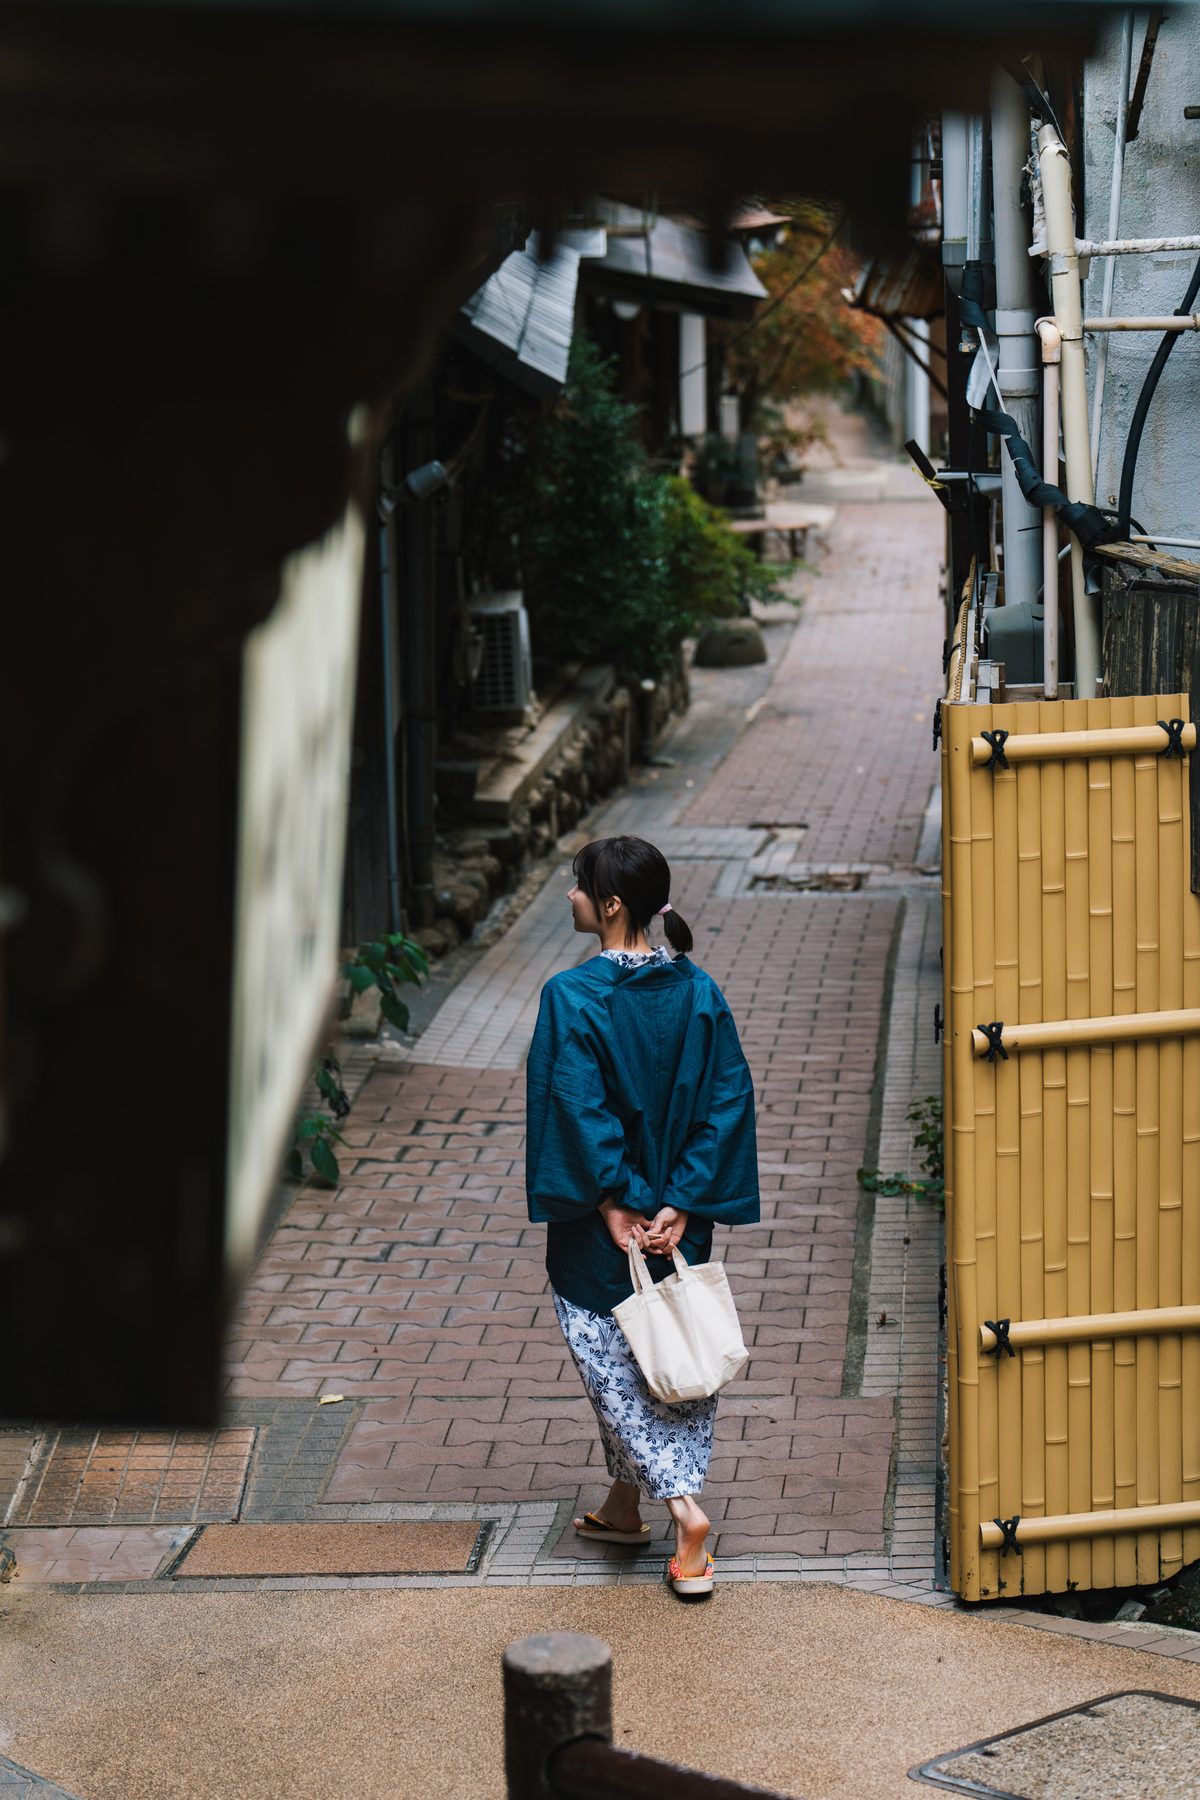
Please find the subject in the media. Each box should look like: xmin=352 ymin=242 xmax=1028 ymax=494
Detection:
xmin=503 ymin=1632 xmax=801 ymax=1800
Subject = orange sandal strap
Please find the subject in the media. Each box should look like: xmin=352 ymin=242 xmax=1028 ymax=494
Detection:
xmin=669 ymin=1554 xmax=715 ymax=1579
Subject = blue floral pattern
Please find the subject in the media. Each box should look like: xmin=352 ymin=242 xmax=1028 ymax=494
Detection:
xmin=599 ymin=945 xmax=674 ymax=970
xmin=553 ymin=1290 xmax=716 ymax=1498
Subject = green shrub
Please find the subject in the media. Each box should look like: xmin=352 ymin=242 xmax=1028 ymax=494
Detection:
xmin=512 ymin=338 xmax=779 ymax=679
xmin=658 ymin=473 xmax=779 ymax=622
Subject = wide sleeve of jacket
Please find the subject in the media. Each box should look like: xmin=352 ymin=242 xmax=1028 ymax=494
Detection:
xmin=525 ymin=978 xmax=656 ymax=1223
xmin=661 ymin=995 xmax=759 ymax=1224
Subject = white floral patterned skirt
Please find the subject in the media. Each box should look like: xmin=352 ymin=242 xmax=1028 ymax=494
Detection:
xmin=552 ymin=1291 xmax=717 ymax=1499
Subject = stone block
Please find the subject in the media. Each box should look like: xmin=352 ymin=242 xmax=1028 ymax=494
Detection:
xmin=693 ymin=618 xmax=767 ymax=667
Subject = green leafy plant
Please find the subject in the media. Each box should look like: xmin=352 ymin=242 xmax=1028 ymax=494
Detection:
xmin=907 ymin=1094 xmax=944 ymax=1184
xmin=289 ymin=1111 xmax=348 ymax=1186
xmin=658 ymin=473 xmax=781 ymax=620
xmin=288 ymin=934 xmax=429 ymax=1186
xmin=857 ymin=1094 xmax=944 ymax=1207
xmin=502 ymin=338 xmax=782 ymax=678
xmin=343 ymin=932 xmax=430 ymax=1034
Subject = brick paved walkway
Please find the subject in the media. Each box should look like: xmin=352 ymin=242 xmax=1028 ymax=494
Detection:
xmin=220 ymin=414 xmax=945 ymax=1563
xmin=685 ymin=499 xmax=943 ymax=866
xmin=8 ymin=411 xmax=1199 ymax=1751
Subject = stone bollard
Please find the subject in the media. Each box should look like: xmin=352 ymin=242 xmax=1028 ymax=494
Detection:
xmin=503 ymin=1631 xmax=612 ymax=1800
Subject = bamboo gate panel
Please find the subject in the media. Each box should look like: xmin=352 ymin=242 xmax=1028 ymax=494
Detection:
xmin=942 ymin=693 xmax=1200 ymax=1601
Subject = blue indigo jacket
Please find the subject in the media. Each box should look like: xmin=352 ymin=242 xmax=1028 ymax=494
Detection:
xmin=525 ymin=953 xmax=759 ymax=1312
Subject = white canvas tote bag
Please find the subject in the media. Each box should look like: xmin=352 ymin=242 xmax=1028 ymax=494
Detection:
xmin=612 ymin=1241 xmax=749 ymax=1403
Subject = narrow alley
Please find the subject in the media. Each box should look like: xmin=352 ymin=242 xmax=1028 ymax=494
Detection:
xmin=220 ymin=409 xmax=944 ymax=1571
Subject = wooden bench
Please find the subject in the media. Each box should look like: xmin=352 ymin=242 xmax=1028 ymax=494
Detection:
xmin=725 ymin=502 xmax=835 ymax=560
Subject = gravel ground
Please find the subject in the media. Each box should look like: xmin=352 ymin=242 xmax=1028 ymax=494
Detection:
xmin=2 ymin=1581 xmax=1199 ymax=1800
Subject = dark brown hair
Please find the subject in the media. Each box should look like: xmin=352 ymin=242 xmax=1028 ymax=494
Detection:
xmin=571 ymin=835 xmax=694 ymax=954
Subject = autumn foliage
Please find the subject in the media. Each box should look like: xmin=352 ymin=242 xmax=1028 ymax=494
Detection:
xmin=726 ymin=200 xmax=882 ymax=443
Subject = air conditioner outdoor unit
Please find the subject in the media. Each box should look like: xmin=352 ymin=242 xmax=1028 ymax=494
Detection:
xmin=468 ymin=591 xmax=534 ymax=715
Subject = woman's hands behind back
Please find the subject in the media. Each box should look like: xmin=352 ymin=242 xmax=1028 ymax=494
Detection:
xmin=598 ymin=1197 xmax=690 ymax=1257
xmin=641 ymin=1205 xmax=688 ymax=1256
xmin=598 ymin=1196 xmax=648 ymax=1252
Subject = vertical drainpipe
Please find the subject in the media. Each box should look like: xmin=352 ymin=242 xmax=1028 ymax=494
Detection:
xmin=1037 ymin=317 xmax=1063 ymax=697
xmin=942 ymin=113 xmax=970 ymax=267
xmin=402 ymin=379 xmax=438 ymax=929
xmin=377 ymin=439 xmax=404 ymax=936
xmin=906 ymin=135 xmax=931 ymax=449
xmin=1090 ymin=10 xmax=1135 ymax=479
xmin=990 ymin=67 xmax=1042 ymax=612
xmin=941 ymin=113 xmax=989 ymax=611
xmin=1038 ymin=124 xmax=1101 ymax=695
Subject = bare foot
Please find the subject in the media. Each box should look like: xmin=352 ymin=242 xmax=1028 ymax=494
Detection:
xmin=574 ymin=1480 xmax=643 ymax=1534
xmin=666 ymin=1495 xmax=710 ymax=1576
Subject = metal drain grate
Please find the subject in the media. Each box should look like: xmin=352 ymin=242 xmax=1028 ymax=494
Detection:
xmin=912 ymin=1690 xmax=1200 ymax=1799
xmin=750 ymin=865 xmax=866 ymax=892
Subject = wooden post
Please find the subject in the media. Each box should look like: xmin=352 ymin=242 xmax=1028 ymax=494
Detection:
xmin=504 ymin=1632 xmax=612 ymax=1800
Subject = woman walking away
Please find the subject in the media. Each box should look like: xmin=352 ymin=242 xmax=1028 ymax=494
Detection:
xmin=526 ymin=835 xmax=759 ymax=1598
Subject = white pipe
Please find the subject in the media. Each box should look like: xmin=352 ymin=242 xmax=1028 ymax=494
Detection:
xmin=1038 ymin=124 xmax=1100 ymax=695
xmin=991 ymin=66 xmax=1042 ymax=611
xmin=942 ymin=112 xmax=970 ymax=263
xmin=967 ymin=115 xmax=987 ymax=262
xmin=1091 ymin=11 xmax=1134 ymax=479
xmin=1085 ymin=314 xmax=1200 ymax=331
xmin=1082 ymin=235 xmax=1200 ymax=256
xmin=1037 ymin=317 xmax=1062 ymax=698
xmin=906 ymin=317 xmax=931 ymax=449
xmin=1032 ymin=235 xmax=1200 ymax=259
xmin=1132 ymin=534 xmax=1200 ymax=549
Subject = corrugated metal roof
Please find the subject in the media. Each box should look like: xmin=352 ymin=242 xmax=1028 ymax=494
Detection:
xmin=455 ymin=232 xmax=581 ymax=396
xmin=846 ymin=249 xmax=944 ymax=322
xmin=587 ymin=199 xmax=766 ymax=315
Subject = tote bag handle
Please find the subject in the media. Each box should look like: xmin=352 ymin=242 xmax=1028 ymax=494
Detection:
xmin=627 ymin=1240 xmax=689 ymax=1294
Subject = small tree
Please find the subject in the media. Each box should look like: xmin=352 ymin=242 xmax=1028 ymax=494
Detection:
xmin=515 ymin=337 xmax=668 ymax=675
xmin=726 ymin=200 xmax=882 ymax=456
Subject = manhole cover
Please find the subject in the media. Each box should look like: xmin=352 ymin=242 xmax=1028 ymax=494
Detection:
xmin=911 ymin=1690 xmax=1200 ymax=1798
xmin=171 ymin=1519 xmax=490 ymax=1579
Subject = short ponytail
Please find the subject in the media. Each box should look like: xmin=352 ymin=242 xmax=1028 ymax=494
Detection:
xmin=661 ymin=906 xmax=693 ymax=955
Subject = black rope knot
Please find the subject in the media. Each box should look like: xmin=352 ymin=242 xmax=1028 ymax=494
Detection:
xmin=978 ymin=1020 xmax=1008 ymax=1062
xmin=981 ymin=728 xmax=1009 ymax=771
xmin=1159 ymin=717 xmax=1188 ymax=759
xmin=984 ymin=1318 xmax=1015 ymax=1358
xmin=994 ymin=1515 xmax=1023 ymax=1557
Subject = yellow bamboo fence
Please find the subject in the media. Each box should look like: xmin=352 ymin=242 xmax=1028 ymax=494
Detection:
xmin=942 ymin=693 xmax=1200 ymax=1600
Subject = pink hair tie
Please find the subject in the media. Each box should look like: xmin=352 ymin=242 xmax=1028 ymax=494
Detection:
xmin=659 ymin=902 xmax=672 ymax=915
